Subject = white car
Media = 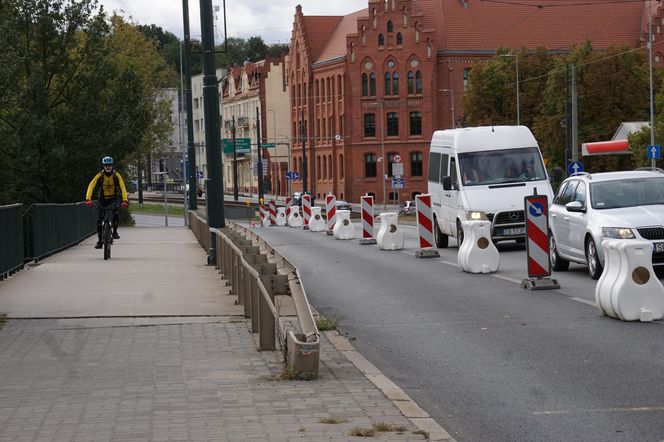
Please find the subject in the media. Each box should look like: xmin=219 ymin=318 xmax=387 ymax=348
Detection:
xmin=548 ymin=169 xmax=664 ymax=279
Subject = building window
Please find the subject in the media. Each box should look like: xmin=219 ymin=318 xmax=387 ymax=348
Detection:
xmin=392 ymin=72 xmax=399 ymax=95
xmin=364 ymin=113 xmax=376 ymax=137
xmin=384 ymin=72 xmax=391 ymax=95
xmin=409 ymin=111 xmax=422 ymax=136
xmin=378 ymin=34 xmax=384 ymax=46
xmin=396 ymin=33 xmax=403 ymax=45
xmin=407 ymin=71 xmax=414 ymax=94
xmin=416 ymin=71 xmax=422 ymax=94
xmin=365 ymin=154 xmax=377 ymax=177
xmin=317 ymin=156 xmax=321 ymax=180
xmin=339 ymin=154 xmax=344 ymax=179
xmin=323 ymin=156 xmax=327 ymax=180
xmin=411 ymin=151 xmax=423 ymax=176
xmin=464 ymin=68 xmax=471 ymax=90
xmin=361 ymin=25 xmax=366 ymax=45
xmin=386 ymin=112 xmax=398 ymax=136
xmin=389 ymin=191 xmax=398 ymax=201
xmin=414 ymin=23 xmax=420 ymax=42
xmin=362 ymin=73 xmax=368 ymax=96
xmin=387 ymin=20 xmax=394 ymax=33
xmin=328 ymin=154 xmax=333 ymax=180
xmin=369 ymin=73 xmax=376 ymax=96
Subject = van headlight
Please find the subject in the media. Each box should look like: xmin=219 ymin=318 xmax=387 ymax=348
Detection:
xmin=602 ymin=227 xmax=635 ymax=239
xmin=465 ymin=211 xmax=488 ymax=221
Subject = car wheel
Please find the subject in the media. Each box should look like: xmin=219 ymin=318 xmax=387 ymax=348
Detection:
xmin=549 ymin=233 xmax=569 ymax=271
xmin=434 ymin=216 xmax=449 ymax=248
xmin=456 ymin=220 xmax=464 ymax=247
xmin=585 ymin=237 xmax=604 ymax=280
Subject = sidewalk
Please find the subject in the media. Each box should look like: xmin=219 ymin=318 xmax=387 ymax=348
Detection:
xmin=0 ymin=227 xmax=451 ymax=441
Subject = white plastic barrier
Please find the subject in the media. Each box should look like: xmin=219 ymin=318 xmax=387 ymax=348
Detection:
xmin=276 ymin=207 xmax=287 ymax=226
xmin=333 ymin=210 xmax=354 ymax=240
xmin=376 ymin=212 xmax=404 ymax=251
xmin=261 ymin=205 xmax=271 ymax=227
xmin=457 ymin=220 xmax=499 ymax=274
xmin=288 ymin=206 xmax=303 ymax=228
xmin=308 ymin=207 xmax=326 ymax=232
xmin=596 ymin=239 xmax=664 ymax=322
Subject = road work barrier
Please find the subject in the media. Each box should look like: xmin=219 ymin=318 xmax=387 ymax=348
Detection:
xmin=308 ymin=207 xmax=326 ymax=232
xmin=596 ymin=239 xmax=664 ymax=322
xmin=414 ymin=194 xmax=440 ymax=258
xmin=360 ymin=195 xmax=377 ymax=245
xmin=302 ymin=194 xmax=312 ymax=229
xmin=333 ymin=210 xmax=354 ymax=240
xmin=276 ymin=207 xmax=287 ymax=226
xmin=325 ymin=194 xmax=336 ymax=236
xmin=288 ymin=205 xmax=303 ymax=227
xmin=521 ymin=193 xmax=559 ymax=290
xmin=189 ymin=211 xmax=320 ymax=379
xmin=376 ymin=212 xmax=404 ymax=250
xmin=269 ymin=200 xmax=277 ymax=226
xmin=457 ymin=220 xmax=499 ymax=273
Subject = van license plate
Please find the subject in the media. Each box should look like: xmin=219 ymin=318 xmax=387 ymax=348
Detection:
xmin=502 ymin=227 xmax=525 ymax=236
xmin=654 ymin=242 xmax=664 ymax=253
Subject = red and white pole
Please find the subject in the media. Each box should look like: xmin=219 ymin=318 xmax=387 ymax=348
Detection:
xmin=414 ymin=194 xmax=440 ymax=258
xmin=325 ymin=194 xmax=336 ymax=236
xmin=302 ymin=194 xmax=312 ymax=229
xmin=359 ymin=195 xmax=377 ymax=245
xmin=269 ymin=200 xmax=277 ymax=226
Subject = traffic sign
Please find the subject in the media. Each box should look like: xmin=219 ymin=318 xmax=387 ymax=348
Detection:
xmin=567 ymin=160 xmax=584 ymax=175
xmin=393 ymin=154 xmax=402 ymax=163
xmin=524 ymin=194 xmax=550 ymax=278
xmin=391 ymin=177 xmax=405 ymax=189
xmin=285 ymin=171 xmax=300 ymax=180
xmin=648 ymin=145 xmax=661 ymax=160
xmin=261 ymin=143 xmax=276 ymax=148
xmin=223 ymin=138 xmax=251 ymax=154
xmin=252 ymin=161 xmax=268 ymax=177
xmin=196 ymin=171 xmax=204 ymax=179
xmin=392 ymin=163 xmax=404 ymax=177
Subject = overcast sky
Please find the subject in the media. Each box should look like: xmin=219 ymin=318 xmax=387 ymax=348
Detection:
xmin=98 ymin=1 xmax=368 ymax=44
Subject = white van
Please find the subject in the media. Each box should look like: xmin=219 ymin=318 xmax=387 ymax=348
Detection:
xmin=428 ymin=125 xmax=553 ymax=247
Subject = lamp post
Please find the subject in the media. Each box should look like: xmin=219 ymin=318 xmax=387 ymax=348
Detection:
xmin=439 ymin=89 xmax=456 ymax=129
xmin=499 ymin=53 xmax=520 ymax=125
xmin=649 ymin=0 xmax=656 ymax=171
xmin=380 ymin=100 xmax=386 ymax=209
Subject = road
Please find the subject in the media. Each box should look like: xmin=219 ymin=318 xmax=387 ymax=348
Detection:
xmin=249 ymin=222 xmax=664 ymax=442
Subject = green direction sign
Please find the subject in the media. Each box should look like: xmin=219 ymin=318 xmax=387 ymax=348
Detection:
xmin=223 ymin=138 xmax=251 ymax=154
xmin=261 ymin=143 xmax=276 ymax=148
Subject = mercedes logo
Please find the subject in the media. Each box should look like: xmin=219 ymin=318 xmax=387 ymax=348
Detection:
xmin=509 ymin=211 xmax=520 ymax=221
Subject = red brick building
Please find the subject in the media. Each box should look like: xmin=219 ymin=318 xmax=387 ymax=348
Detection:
xmin=288 ymin=0 xmax=662 ymax=204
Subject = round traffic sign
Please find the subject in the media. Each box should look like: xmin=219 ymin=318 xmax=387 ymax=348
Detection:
xmin=393 ymin=154 xmax=402 ymax=163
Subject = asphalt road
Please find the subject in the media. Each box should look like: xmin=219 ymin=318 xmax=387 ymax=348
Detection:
xmin=248 ymin=222 xmax=664 ymax=442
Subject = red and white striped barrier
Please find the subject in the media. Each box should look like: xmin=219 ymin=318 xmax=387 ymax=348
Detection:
xmin=269 ymin=200 xmax=277 ymax=226
xmin=414 ymin=194 xmax=440 ymax=258
xmin=285 ymin=197 xmax=293 ymax=224
xmin=521 ymin=193 xmax=559 ymax=290
xmin=302 ymin=194 xmax=312 ymax=229
xmin=260 ymin=205 xmax=269 ymax=227
xmin=359 ymin=195 xmax=376 ymax=245
xmin=325 ymin=194 xmax=336 ymax=236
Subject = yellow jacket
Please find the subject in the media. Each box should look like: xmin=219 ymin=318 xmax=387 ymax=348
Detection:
xmin=86 ymin=170 xmax=128 ymax=201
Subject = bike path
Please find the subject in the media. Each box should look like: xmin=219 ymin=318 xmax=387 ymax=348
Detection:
xmin=0 ymin=227 xmax=449 ymax=441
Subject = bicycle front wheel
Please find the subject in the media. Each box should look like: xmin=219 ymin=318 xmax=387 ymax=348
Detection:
xmin=102 ymin=223 xmax=111 ymax=260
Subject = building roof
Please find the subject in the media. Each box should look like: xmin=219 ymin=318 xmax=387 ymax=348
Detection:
xmin=301 ymin=16 xmax=345 ymax=63
xmin=317 ymin=9 xmax=368 ymax=63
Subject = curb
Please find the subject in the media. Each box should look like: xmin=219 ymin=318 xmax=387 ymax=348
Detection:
xmin=324 ymin=330 xmax=456 ymax=441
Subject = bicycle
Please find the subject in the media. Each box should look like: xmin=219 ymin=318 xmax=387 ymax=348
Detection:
xmin=93 ymin=201 xmax=118 ymax=260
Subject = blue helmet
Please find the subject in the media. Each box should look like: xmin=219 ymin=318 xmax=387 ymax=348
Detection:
xmin=102 ymin=156 xmax=114 ymax=165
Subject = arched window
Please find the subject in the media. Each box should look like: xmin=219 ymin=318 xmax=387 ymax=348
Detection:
xmin=372 ymin=9 xmax=377 ymax=28
xmin=403 ymin=7 xmax=408 ymax=25
xmin=378 ymin=34 xmax=385 ymax=46
xmin=414 ymin=23 xmax=420 ymax=42
xmin=396 ymin=33 xmax=403 ymax=45
xmin=384 ymin=0 xmax=388 ymax=11
xmin=387 ymin=20 xmax=394 ymax=33
xmin=427 ymin=38 xmax=432 ymax=57
xmin=411 ymin=151 xmax=423 ymax=176
xmin=350 ymin=42 xmax=355 ymax=62
xmin=361 ymin=25 xmax=366 ymax=45
xmin=384 ymin=72 xmax=391 ymax=95
xmin=415 ymin=71 xmax=422 ymax=94
xmin=365 ymin=154 xmax=377 ymax=177
xmin=464 ymin=68 xmax=471 ymax=90
xmin=317 ymin=156 xmax=321 ymax=180
xmin=323 ymin=155 xmax=327 ymax=180
xmin=328 ymin=155 xmax=333 ymax=180
xmin=407 ymin=71 xmax=414 ymax=94
xmin=364 ymin=113 xmax=376 ymax=137
xmin=392 ymin=72 xmax=399 ymax=95
xmin=339 ymin=154 xmax=344 ymax=179
xmin=369 ymin=73 xmax=376 ymax=96
xmin=409 ymin=112 xmax=422 ymax=136
xmin=362 ymin=73 xmax=368 ymax=96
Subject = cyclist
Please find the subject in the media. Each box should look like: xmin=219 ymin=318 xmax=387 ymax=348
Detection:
xmin=85 ymin=156 xmax=128 ymax=249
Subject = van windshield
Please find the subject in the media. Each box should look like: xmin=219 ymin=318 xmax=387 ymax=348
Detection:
xmin=458 ymin=147 xmax=547 ymax=186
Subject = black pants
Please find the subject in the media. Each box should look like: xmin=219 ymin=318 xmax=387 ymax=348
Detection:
xmin=96 ymin=199 xmax=119 ymax=241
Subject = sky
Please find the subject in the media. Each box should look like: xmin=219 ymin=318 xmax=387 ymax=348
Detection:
xmin=98 ymin=0 xmax=368 ymax=44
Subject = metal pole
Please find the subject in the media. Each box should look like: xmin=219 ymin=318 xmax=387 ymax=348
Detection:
xmin=381 ymin=100 xmax=386 ymax=209
xmin=200 ymin=0 xmax=224 ymax=264
xmin=232 ymin=116 xmax=238 ymax=200
xmin=256 ymin=106 xmax=264 ymax=202
xmin=649 ymin=0 xmax=656 ymax=170
xmin=182 ymin=0 xmax=197 ymax=210
xmin=571 ymin=64 xmax=578 ymax=162
xmin=164 ymin=172 xmax=169 ymax=227
xmin=515 ymin=54 xmax=520 ymax=126
xmin=178 ymin=41 xmax=188 ymax=226
xmin=301 ymin=108 xmax=308 ymax=195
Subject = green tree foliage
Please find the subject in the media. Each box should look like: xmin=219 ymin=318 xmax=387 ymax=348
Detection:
xmin=533 ymin=43 xmax=649 ymax=171
xmin=0 ymin=0 xmax=177 ymax=204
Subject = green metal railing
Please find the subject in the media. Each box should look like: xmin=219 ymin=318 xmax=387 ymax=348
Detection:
xmin=23 ymin=202 xmax=96 ymax=262
xmin=0 ymin=204 xmax=25 ymax=280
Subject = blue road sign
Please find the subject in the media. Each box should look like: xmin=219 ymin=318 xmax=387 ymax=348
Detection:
xmin=568 ymin=161 xmax=584 ymax=175
xmin=285 ymin=171 xmax=300 ymax=180
xmin=529 ymin=201 xmax=545 ymax=218
xmin=196 ymin=171 xmax=204 ymax=179
xmin=391 ymin=177 xmax=405 ymax=189
xmin=648 ymin=145 xmax=661 ymax=160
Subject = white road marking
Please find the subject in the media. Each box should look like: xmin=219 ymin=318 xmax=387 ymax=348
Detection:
xmin=569 ymin=297 xmax=598 ymax=307
xmin=534 ymin=405 xmax=664 ymax=416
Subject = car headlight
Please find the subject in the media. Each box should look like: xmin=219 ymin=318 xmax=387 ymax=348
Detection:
xmin=602 ymin=227 xmax=636 ymax=239
xmin=465 ymin=211 xmax=488 ymax=221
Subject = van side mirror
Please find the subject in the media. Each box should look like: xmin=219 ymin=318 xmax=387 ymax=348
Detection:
xmin=442 ymin=176 xmax=452 ymax=191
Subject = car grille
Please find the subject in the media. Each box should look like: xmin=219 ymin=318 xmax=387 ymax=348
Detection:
xmin=493 ymin=211 xmax=525 ymax=226
xmin=637 ymin=227 xmax=664 ymax=240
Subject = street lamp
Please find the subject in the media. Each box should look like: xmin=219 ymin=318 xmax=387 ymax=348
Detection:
xmin=439 ymin=89 xmax=456 ymax=129
xmin=500 ymin=53 xmax=520 ymax=126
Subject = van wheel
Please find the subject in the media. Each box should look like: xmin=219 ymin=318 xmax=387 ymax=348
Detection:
xmin=434 ymin=216 xmax=449 ymax=248
xmin=585 ymin=237 xmax=603 ymax=280
xmin=456 ymin=220 xmax=464 ymax=247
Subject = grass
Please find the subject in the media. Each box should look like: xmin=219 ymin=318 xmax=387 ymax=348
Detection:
xmin=349 ymin=426 xmax=377 ymax=437
xmin=349 ymin=422 xmax=410 ymax=438
xmin=315 ymin=315 xmax=338 ymax=331
xmin=276 ymin=366 xmax=318 ymax=381
xmin=319 ymin=417 xmax=349 ymax=424
xmin=129 ymin=202 xmax=185 ymax=217
xmin=0 ymin=314 xmax=6 ymax=331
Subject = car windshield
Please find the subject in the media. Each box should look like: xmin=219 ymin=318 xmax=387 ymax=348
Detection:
xmin=591 ymin=177 xmax=664 ymax=209
xmin=458 ymin=147 xmax=547 ymax=186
